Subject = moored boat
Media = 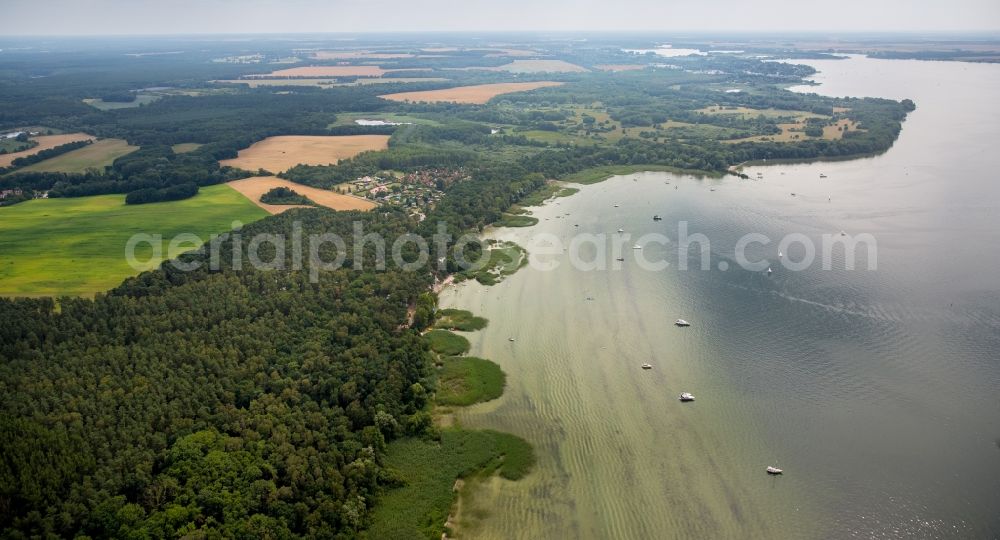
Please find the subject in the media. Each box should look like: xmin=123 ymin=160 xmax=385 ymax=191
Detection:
xmin=675 ymin=319 xmax=690 ymax=327
xmin=679 ymin=392 xmax=695 ymax=402
xmin=766 ymin=466 xmax=783 ymax=475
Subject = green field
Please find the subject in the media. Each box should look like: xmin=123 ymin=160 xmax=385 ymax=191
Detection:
xmin=0 ymin=185 xmax=268 ymax=296
xmin=82 ymin=94 xmax=160 ymax=110
xmin=16 ymin=139 xmax=139 ymax=173
xmin=0 ymin=138 xmax=34 ymax=154
xmin=328 ymin=112 xmax=442 ymax=128
xmin=171 ymin=142 xmax=203 ymax=154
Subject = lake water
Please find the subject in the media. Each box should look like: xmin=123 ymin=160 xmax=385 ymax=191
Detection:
xmin=441 ymin=55 xmax=1000 ymax=539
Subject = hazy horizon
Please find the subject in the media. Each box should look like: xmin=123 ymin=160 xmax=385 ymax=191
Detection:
xmin=2 ymin=0 xmax=999 ymax=36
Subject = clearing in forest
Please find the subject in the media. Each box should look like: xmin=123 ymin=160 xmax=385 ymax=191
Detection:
xmin=379 ymin=81 xmax=563 ymax=104
xmin=219 ymin=135 xmax=390 ymax=173
xmin=490 ymin=60 xmax=587 ymax=73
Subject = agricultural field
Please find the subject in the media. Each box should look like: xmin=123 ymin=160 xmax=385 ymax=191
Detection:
xmin=490 ymin=59 xmax=588 ymax=73
xmin=16 ymin=138 xmax=138 ymax=173
xmin=219 ymin=134 xmax=390 ymax=173
xmin=170 ymin=142 xmax=202 ymax=153
xmin=215 ymin=77 xmax=448 ymax=88
xmin=328 ymin=112 xmax=442 ymax=127
xmin=226 ymin=176 xmax=378 ymax=214
xmin=594 ymin=64 xmax=647 ymax=71
xmin=256 ymin=65 xmax=427 ymax=77
xmin=379 ymin=81 xmax=563 ymax=104
xmin=82 ymin=94 xmax=160 ymax=110
xmin=696 ymin=105 xmax=828 ymax=119
xmin=0 ymin=185 xmax=268 ymax=297
xmin=311 ymin=50 xmax=415 ymax=60
xmin=0 ymin=133 xmax=94 ymax=168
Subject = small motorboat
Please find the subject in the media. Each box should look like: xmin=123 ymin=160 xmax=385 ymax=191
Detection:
xmin=614 ymin=204 xmax=619 ymax=208
xmin=641 ymin=363 xmax=653 ymax=370
xmin=778 ymin=251 xmax=783 ymax=258
xmin=709 ymin=188 xmax=715 ymax=192
xmin=633 ymin=245 xmax=642 ymax=249
xmin=653 ymin=215 xmax=662 ymax=221
xmin=508 ymin=337 xmax=516 ymax=342
xmin=618 ymin=228 xmax=624 ymax=233
xmin=574 ymin=224 xmax=579 ymax=227
xmin=819 ymin=173 xmax=827 ymax=178
xmin=616 ymin=257 xmax=625 ymax=262
xmin=767 ymin=267 xmax=773 ymax=275
xmin=840 ymin=230 xmax=846 ymax=236
xmin=790 ymin=192 xmax=796 ymax=197
xmin=766 ymin=466 xmax=783 ymax=475
xmin=675 ymin=319 xmax=691 ymax=327
xmin=679 ymin=392 xmax=695 ymax=402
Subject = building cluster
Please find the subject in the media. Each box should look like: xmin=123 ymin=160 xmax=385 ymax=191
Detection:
xmin=348 ymin=168 xmax=471 ymax=219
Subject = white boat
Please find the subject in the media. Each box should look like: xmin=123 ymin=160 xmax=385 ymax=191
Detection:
xmin=616 ymin=257 xmax=625 ymax=262
xmin=766 ymin=466 xmax=783 ymax=475
xmin=767 ymin=267 xmax=773 ymax=275
xmin=840 ymin=230 xmax=846 ymax=236
xmin=508 ymin=337 xmax=515 ymax=342
xmin=641 ymin=363 xmax=653 ymax=370
xmin=675 ymin=319 xmax=691 ymax=327
xmin=618 ymin=228 xmax=624 ymax=233
xmin=679 ymin=392 xmax=695 ymax=402
xmin=614 ymin=204 xmax=619 ymax=208
xmin=633 ymin=245 xmax=642 ymax=249
xmin=778 ymin=251 xmax=783 ymax=258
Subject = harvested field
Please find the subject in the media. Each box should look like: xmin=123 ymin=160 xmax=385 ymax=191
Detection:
xmin=258 ymin=65 xmax=389 ymax=77
xmin=0 ymin=133 xmax=95 ymax=168
xmin=226 ymin=176 xmax=377 ymax=214
xmin=483 ymin=48 xmax=539 ymax=57
xmin=216 ymin=77 xmax=448 ymax=88
xmin=379 ymin=81 xmax=564 ymax=104
xmin=17 ymin=138 xmax=138 ymax=173
xmin=594 ymin=64 xmax=647 ymax=72
xmin=312 ymin=51 xmax=415 ymax=60
xmin=219 ymin=135 xmax=389 ymax=173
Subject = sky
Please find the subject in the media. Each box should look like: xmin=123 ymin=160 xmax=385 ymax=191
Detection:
xmin=2 ymin=0 xmax=999 ymax=36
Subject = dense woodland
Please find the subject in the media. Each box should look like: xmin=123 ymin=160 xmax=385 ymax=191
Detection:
xmin=0 ymin=35 xmax=916 ymax=538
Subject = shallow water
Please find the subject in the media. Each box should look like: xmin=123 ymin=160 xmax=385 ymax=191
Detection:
xmin=441 ymin=56 xmax=1000 ymax=538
